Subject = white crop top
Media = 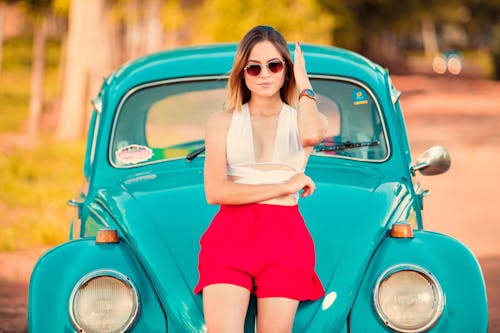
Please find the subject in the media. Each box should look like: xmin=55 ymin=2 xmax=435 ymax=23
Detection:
xmin=226 ymin=103 xmax=306 ymax=188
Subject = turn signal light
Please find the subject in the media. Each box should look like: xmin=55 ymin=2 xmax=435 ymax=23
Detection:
xmin=390 ymin=223 xmax=414 ymax=238
xmin=96 ymin=229 xmax=120 ymax=244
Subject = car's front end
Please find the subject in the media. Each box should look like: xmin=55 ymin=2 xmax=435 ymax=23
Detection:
xmin=28 ymin=43 xmax=487 ymax=332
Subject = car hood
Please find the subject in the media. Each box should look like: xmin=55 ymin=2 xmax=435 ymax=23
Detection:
xmin=97 ymin=164 xmax=408 ymax=332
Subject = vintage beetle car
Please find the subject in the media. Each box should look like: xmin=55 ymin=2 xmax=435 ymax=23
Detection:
xmin=28 ymin=43 xmax=488 ymax=332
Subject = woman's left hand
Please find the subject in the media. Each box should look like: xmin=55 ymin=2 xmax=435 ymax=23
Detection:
xmin=294 ymin=42 xmax=312 ymax=91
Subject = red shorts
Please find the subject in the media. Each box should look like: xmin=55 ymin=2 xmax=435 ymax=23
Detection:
xmin=194 ymin=203 xmax=324 ymax=300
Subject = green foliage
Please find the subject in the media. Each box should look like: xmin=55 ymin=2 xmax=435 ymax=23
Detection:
xmin=0 ymin=37 xmax=31 ymax=133
xmin=190 ymin=0 xmax=336 ymax=45
xmin=17 ymin=0 xmax=53 ymax=20
xmin=0 ymin=139 xmax=86 ymax=251
xmin=1 ymin=36 xmax=32 ymax=71
xmin=320 ymin=0 xmax=463 ymax=50
xmin=162 ymin=0 xmax=186 ymax=30
xmin=0 ymin=36 xmax=72 ymax=251
xmin=52 ymin=0 xmax=69 ymax=16
xmin=1 ymin=0 xmax=498 ymax=254
xmin=0 ymin=36 xmax=61 ymax=133
xmin=0 ymin=78 xmax=29 ymax=133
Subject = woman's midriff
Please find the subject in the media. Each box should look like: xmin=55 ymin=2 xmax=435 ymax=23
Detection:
xmin=258 ymin=194 xmax=297 ymax=206
xmin=228 ymin=175 xmax=298 ymax=206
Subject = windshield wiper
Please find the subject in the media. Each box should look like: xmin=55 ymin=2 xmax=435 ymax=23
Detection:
xmin=186 ymin=146 xmax=205 ymax=161
xmin=314 ymin=140 xmax=380 ymax=152
xmin=187 ymin=141 xmax=379 ymax=160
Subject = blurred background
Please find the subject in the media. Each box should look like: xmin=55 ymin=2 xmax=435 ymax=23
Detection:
xmin=0 ymin=0 xmax=499 ymax=251
xmin=0 ymin=0 xmax=499 ymax=331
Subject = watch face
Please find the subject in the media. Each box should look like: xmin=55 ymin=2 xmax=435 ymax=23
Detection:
xmin=305 ymin=89 xmax=316 ymax=98
xmin=301 ymin=88 xmax=317 ymax=100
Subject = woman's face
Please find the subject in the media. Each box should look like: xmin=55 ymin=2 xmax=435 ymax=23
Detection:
xmin=243 ymin=40 xmax=286 ymax=99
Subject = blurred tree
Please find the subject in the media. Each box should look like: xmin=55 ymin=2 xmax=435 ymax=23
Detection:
xmin=0 ymin=1 xmax=24 ymax=81
xmin=16 ymin=0 xmax=53 ymax=140
xmin=461 ymin=0 xmax=500 ymax=79
xmin=0 ymin=2 xmax=5 ymax=77
xmin=111 ymin=0 xmax=165 ymax=61
xmin=56 ymin=0 xmax=115 ymax=139
xmin=52 ymin=0 xmax=69 ymax=14
xmin=319 ymin=0 xmax=465 ymax=72
xmin=55 ymin=0 xmax=89 ymax=139
xmin=144 ymin=0 xmax=163 ymax=53
xmin=22 ymin=0 xmax=500 ymax=141
xmin=56 ymin=0 xmax=169 ymax=139
xmin=162 ymin=0 xmax=192 ymax=48
xmin=190 ymin=0 xmax=336 ymax=45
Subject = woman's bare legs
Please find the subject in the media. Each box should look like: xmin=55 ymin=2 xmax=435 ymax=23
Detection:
xmin=257 ymin=297 xmax=299 ymax=333
xmin=203 ymin=284 xmax=251 ymax=333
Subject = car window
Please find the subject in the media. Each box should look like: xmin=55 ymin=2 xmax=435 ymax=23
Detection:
xmin=110 ymin=77 xmax=388 ymax=167
xmin=311 ymin=77 xmax=388 ymax=161
xmin=110 ymin=79 xmax=226 ymax=167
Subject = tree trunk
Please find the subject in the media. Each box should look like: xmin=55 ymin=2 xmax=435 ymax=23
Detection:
xmin=144 ymin=0 xmax=163 ymax=54
xmin=27 ymin=15 xmax=47 ymax=141
xmin=86 ymin=0 xmax=113 ymax=118
xmin=56 ymin=0 xmax=111 ymax=139
xmin=492 ymin=25 xmax=500 ymax=81
xmin=125 ymin=0 xmax=143 ymax=60
xmin=421 ymin=17 xmax=439 ymax=57
xmin=55 ymin=0 xmax=88 ymax=139
xmin=0 ymin=3 xmax=5 ymax=78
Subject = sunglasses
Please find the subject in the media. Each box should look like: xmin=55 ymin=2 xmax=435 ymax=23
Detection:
xmin=244 ymin=60 xmax=285 ymax=77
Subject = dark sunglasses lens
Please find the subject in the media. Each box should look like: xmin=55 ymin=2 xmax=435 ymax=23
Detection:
xmin=268 ymin=61 xmax=284 ymax=73
xmin=246 ymin=64 xmax=261 ymax=76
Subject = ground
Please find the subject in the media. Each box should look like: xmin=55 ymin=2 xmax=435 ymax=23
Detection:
xmin=0 ymin=73 xmax=499 ymax=332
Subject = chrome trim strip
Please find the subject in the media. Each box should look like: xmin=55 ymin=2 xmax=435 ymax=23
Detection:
xmin=373 ymin=264 xmax=445 ymax=333
xmin=68 ymin=269 xmax=140 ymax=333
xmin=90 ymin=111 xmax=100 ymax=168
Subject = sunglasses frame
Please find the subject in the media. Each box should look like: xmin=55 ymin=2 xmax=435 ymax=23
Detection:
xmin=243 ymin=60 xmax=286 ymax=77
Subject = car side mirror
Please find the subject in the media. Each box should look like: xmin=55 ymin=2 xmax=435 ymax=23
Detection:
xmin=411 ymin=145 xmax=451 ymax=176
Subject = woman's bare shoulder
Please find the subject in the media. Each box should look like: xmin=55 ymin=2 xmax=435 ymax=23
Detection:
xmin=206 ymin=110 xmax=233 ymax=130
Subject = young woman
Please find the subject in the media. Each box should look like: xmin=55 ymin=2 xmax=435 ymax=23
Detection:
xmin=195 ymin=25 xmax=328 ymax=333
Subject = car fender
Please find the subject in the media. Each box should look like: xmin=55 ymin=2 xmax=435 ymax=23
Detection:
xmin=350 ymin=230 xmax=488 ymax=332
xmin=28 ymin=238 xmax=166 ymax=332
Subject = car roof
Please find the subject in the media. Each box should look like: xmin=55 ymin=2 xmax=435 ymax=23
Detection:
xmin=102 ymin=43 xmax=388 ymax=99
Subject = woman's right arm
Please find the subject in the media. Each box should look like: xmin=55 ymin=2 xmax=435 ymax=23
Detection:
xmin=203 ymin=112 xmax=315 ymax=205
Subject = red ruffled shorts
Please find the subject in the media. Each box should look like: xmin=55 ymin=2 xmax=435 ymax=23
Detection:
xmin=194 ymin=203 xmax=324 ymax=300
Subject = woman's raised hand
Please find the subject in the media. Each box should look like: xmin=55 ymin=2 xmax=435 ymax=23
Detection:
xmin=293 ymin=42 xmax=312 ymax=91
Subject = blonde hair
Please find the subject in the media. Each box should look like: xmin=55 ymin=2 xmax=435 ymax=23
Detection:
xmin=226 ymin=26 xmax=297 ymax=112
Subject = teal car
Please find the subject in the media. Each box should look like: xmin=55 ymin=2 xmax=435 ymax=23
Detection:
xmin=28 ymin=44 xmax=488 ymax=332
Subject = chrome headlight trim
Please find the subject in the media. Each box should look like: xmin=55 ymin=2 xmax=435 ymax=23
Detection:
xmin=69 ymin=269 xmax=140 ymax=333
xmin=373 ymin=264 xmax=444 ymax=333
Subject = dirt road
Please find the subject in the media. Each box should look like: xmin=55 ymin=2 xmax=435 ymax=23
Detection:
xmin=398 ymin=74 xmax=500 ymax=332
xmin=0 ymin=74 xmax=499 ymax=332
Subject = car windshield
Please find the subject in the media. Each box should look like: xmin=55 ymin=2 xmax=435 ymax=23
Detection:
xmin=110 ymin=77 xmax=388 ymax=167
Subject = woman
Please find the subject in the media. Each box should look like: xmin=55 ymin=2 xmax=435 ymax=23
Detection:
xmin=195 ymin=25 xmax=328 ymax=333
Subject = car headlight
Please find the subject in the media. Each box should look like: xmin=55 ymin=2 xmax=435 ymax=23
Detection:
xmin=373 ymin=264 xmax=444 ymax=333
xmin=69 ymin=270 xmax=139 ymax=333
